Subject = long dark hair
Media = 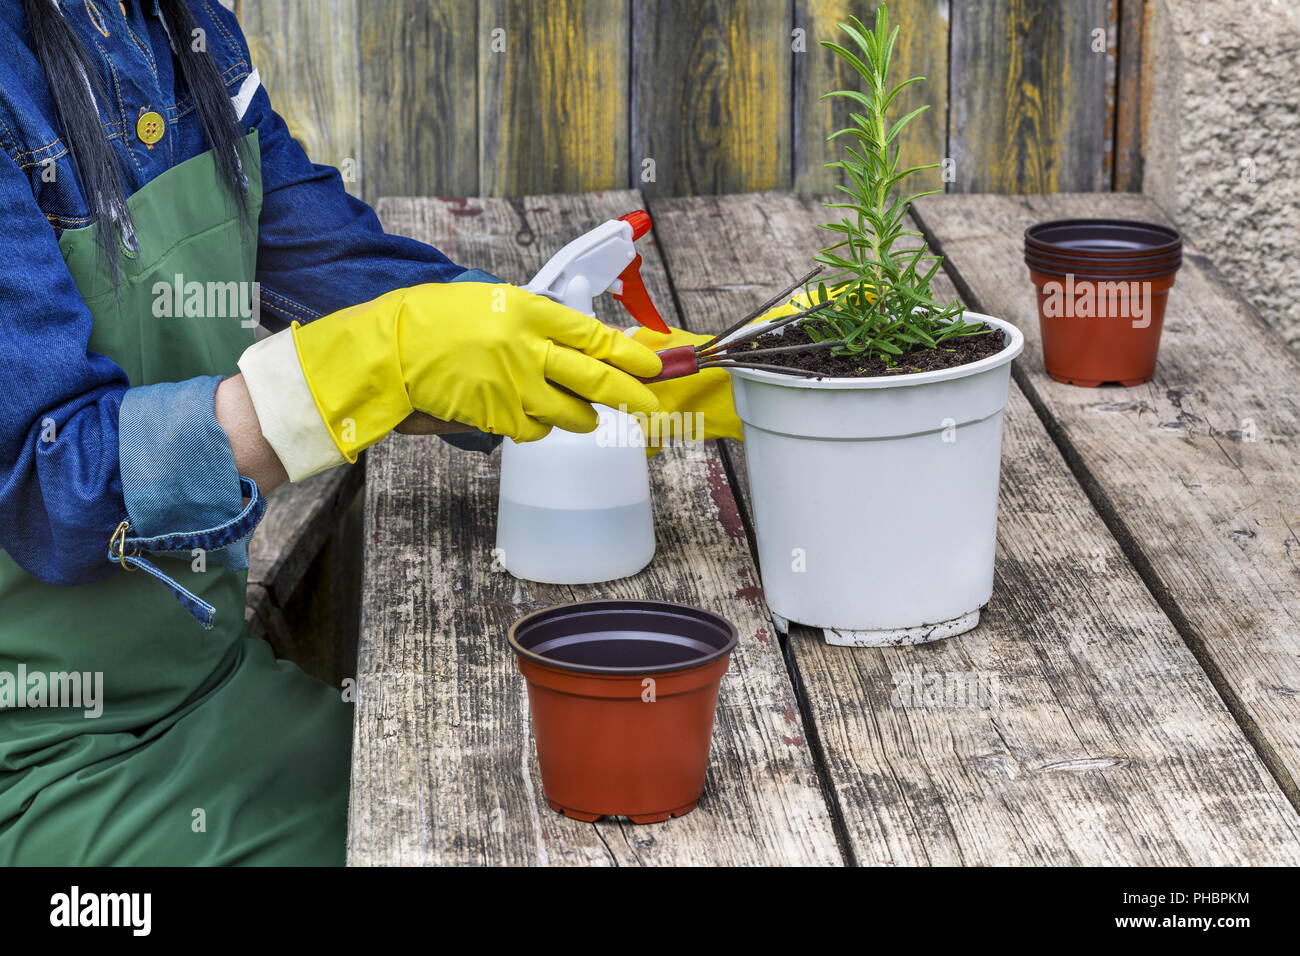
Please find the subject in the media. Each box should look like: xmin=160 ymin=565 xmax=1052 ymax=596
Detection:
xmin=23 ymin=0 xmax=249 ymax=279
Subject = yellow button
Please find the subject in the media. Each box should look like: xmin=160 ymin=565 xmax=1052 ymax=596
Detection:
xmin=136 ymin=111 xmax=165 ymax=146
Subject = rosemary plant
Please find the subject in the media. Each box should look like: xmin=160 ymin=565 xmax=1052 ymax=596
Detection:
xmin=805 ymin=5 xmax=987 ymax=364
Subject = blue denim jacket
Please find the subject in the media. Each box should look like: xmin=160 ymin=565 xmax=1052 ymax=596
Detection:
xmin=0 ymin=0 xmax=495 ymax=617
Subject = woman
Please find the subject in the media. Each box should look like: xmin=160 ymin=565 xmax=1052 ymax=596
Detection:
xmin=0 ymin=0 xmax=736 ymax=865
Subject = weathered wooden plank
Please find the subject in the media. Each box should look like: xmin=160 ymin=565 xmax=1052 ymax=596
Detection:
xmin=243 ymin=582 xmax=284 ymax=649
xmin=247 ymin=465 xmax=363 ymax=606
xmin=949 ymin=0 xmax=1111 ymax=192
xmin=793 ymin=0 xmax=949 ymax=194
xmin=245 ymin=466 xmax=363 ymax=684
xmin=648 ymin=190 xmax=1300 ymax=864
xmin=631 ymin=0 xmax=791 ymax=197
xmin=913 ymin=191 xmax=1300 ymax=805
xmin=359 ymin=0 xmax=479 ymax=202
xmin=233 ymin=0 xmax=1136 ymax=200
xmin=234 ymin=0 xmax=363 ymax=196
xmin=477 ymin=0 xmax=628 ymax=196
xmin=347 ymin=191 xmax=841 ymax=866
xmin=1113 ymin=0 xmax=1149 ymax=191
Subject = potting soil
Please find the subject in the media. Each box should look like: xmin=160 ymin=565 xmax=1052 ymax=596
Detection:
xmin=744 ymin=322 xmax=1005 ymax=377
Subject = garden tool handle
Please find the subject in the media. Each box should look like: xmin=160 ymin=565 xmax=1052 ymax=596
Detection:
xmin=396 ymin=411 xmax=478 ymax=436
xmin=640 ymin=345 xmax=700 ymax=383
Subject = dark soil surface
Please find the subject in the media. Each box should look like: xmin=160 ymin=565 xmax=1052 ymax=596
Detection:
xmin=735 ymin=322 xmax=1006 ymax=378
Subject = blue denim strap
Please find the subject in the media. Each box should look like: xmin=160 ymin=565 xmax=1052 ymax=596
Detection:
xmin=107 ymin=477 xmax=266 ymax=629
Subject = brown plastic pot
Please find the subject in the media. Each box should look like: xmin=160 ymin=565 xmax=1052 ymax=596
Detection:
xmin=1027 ymin=265 xmax=1179 ymax=386
xmin=509 ymin=599 xmax=738 ymax=824
xmin=1025 ymin=219 xmax=1181 ymax=259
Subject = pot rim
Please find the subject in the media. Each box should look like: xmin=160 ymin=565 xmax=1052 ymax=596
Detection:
xmin=1026 ymin=262 xmax=1181 ymax=283
xmin=1024 ymin=262 xmax=1182 ymax=280
xmin=1024 ymin=261 xmax=1181 ymax=280
xmin=508 ymin=599 xmax=739 ymax=676
xmin=1024 ymin=238 xmax=1183 ymax=260
xmin=1023 ymin=243 xmax=1183 ymax=263
xmin=726 ymin=311 xmax=1024 ymax=390
xmin=1023 ymin=248 xmax=1182 ymax=269
xmin=1024 ymin=218 xmax=1182 ymax=257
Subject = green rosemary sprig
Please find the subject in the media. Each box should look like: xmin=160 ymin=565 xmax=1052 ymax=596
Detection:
xmin=807 ymin=5 xmax=987 ymax=364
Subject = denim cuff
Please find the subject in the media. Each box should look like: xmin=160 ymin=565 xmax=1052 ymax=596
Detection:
xmin=109 ymin=477 xmax=266 ymax=629
xmin=442 ymin=268 xmax=507 ymax=454
xmin=118 ymin=375 xmax=253 ymax=570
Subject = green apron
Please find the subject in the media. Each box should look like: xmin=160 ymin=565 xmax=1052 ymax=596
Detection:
xmin=0 ymin=134 xmax=351 ymax=865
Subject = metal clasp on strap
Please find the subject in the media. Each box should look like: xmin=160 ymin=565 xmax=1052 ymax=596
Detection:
xmin=109 ymin=520 xmax=137 ymax=571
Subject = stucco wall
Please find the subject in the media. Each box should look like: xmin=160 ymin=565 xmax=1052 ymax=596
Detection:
xmin=1143 ymin=0 xmax=1300 ymax=347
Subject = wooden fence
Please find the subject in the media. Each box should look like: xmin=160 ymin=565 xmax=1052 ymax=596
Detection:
xmin=231 ymin=0 xmax=1145 ymax=206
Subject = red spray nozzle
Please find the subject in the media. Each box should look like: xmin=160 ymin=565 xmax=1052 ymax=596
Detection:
xmin=613 ymin=210 xmax=669 ymax=333
xmin=619 ymin=210 xmax=653 ymax=240
xmin=613 ymin=254 xmax=670 ymax=334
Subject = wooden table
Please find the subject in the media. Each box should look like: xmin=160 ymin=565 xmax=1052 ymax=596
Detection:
xmin=346 ymin=190 xmax=1300 ymax=866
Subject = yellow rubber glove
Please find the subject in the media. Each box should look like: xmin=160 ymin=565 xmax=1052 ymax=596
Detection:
xmin=753 ymin=283 xmax=851 ymax=319
xmin=631 ymin=326 xmax=742 ymax=456
xmin=292 ymin=283 xmax=663 ymax=459
xmin=631 ymin=285 xmax=847 ymax=456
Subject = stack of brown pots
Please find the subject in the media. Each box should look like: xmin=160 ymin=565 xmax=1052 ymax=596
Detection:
xmin=1024 ymin=219 xmax=1182 ymax=387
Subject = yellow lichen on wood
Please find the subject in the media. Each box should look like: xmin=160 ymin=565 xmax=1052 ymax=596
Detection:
xmin=480 ymin=0 xmax=628 ymax=196
xmin=949 ymin=0 xmax=1110 ymax=193
xmin=547 ymin=2 xmax=626 ymax=193
xmin=721 ymin=1 xmax=789 ymax=192
xmin=795 ymin=0 xmax=949 ymax=194
xmin=631 ymin=0 xmax=791 ymax=197
xmin=236 ymin=0 xmax=362 ymax=196
xmin=228 ymin=0 xmax=1114 ymax=200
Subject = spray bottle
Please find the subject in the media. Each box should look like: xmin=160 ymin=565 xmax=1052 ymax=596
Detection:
xmin=495 ymin=211 xmax=669 ymax=585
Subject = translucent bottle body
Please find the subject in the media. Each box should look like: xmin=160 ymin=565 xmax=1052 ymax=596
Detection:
xmin=496 ymin=407 xmax=654 ymax=585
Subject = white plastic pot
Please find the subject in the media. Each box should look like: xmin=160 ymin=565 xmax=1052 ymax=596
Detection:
xmin=729 ymin=313 xmax=1024 ymax=645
